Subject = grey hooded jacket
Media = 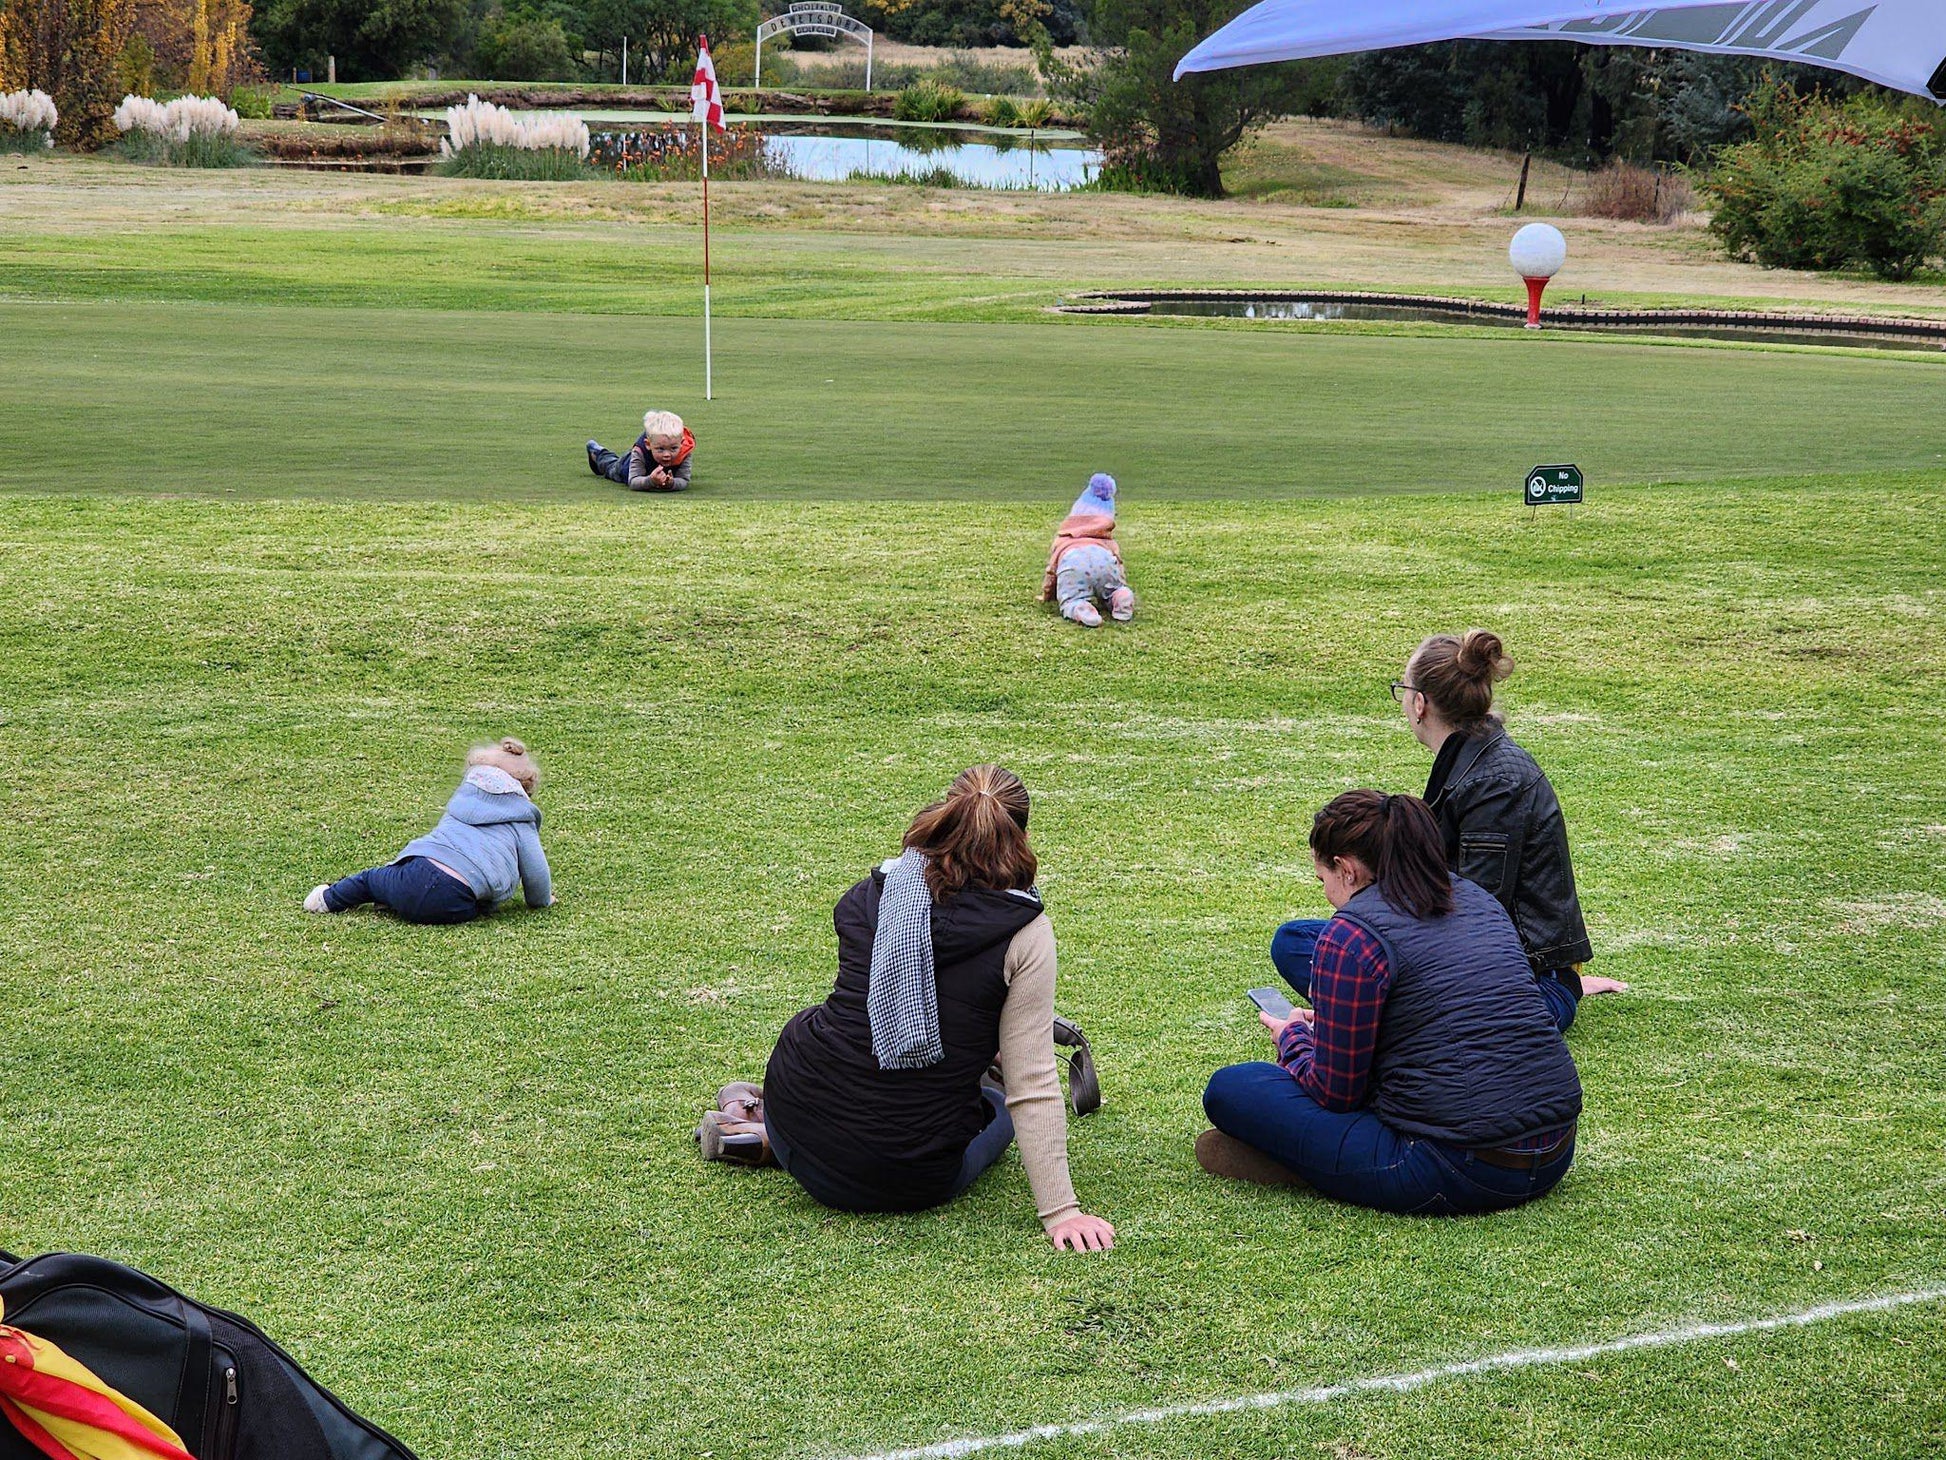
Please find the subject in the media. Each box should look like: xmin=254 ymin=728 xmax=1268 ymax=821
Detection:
xmin=398 ymin=767 xmax=551 ymax=907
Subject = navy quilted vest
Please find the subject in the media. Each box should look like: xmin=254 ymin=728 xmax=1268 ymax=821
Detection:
xmin=1336 ymin=877 xmax=1582 ymax=1147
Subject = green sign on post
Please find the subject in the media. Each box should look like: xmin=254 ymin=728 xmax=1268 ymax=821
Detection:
xmin=1525 ymin=464 xmax=1584 ymax=505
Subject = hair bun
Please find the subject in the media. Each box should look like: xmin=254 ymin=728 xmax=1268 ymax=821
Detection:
xmin=1456 ymin=629 xmax=1512 ymax=683
xmin=500 ymin=736 xmax=527 ymax=755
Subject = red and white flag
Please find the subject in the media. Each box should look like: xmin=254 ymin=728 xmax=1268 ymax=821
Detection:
xmin=691 ymin=36 xmax=726 ymax=132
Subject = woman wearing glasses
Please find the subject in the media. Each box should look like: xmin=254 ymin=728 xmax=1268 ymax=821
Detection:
xmin=1273 ymin=629 xmax=1624 ymax=1032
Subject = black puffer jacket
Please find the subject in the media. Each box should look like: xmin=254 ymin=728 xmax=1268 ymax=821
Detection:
xmin=1423 ymin=726 xmax=1593 ymax=973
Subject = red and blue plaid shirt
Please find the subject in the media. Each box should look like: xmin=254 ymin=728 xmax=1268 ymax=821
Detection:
xmin=1275 ymin=917 xmax=1572 ymax=1153
xmin=1276 ymin=920 xmax=1390 ymax=1112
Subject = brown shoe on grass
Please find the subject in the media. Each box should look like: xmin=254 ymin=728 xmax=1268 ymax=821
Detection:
xmin=1195 ymin=1128 xmax=1304 ymax=1186
xmin=717 ymin=1081 xmax=764 ymax=1123
xmin=696 ymin=1110 xmax=774 ymax=1167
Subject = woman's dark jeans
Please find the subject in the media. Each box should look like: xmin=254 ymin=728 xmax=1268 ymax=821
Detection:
xmin=1203 ymin=1061 xmax=1574 ymax=1215
xmin=324 ymin=856 xmax=484 ymax=925
xmin=1272 ymin=917 xmax=1579 ymax=1030
xmin=769 ymin=1087 xmax=1015 ymax=1213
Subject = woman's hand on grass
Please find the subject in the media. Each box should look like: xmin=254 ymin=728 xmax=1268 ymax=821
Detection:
xmin=1047 ymin=1213 xmax=1115 ymax=1253
xmin=1260 ymin=1007 xmax=1314 ymax=1037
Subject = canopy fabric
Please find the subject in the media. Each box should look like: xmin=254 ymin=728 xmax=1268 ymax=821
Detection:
xmin=1175 ymin=1 xmax=1946 ymax=101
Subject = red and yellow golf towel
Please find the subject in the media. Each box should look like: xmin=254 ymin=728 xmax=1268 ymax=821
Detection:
xmin=0 ymin=1298 xmax=195 ymax=1460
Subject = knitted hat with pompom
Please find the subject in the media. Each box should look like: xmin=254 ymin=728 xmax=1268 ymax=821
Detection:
xmin=1069 ymin=473 xmax=1117 ymax=518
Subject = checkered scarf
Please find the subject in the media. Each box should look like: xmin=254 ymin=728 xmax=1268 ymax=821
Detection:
xmin=867 ymin=850 xmax=944 ymax=1070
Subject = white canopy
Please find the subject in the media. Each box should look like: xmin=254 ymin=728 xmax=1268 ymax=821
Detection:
xmin=1175 ymin=1 xmax=1946 ymax=101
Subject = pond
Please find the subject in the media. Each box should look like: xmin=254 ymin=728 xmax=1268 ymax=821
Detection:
xmin=741 ymin=127 xmax=1096 ymax=189
xmin=422 ymin=110 xmax=1100 ymax=190
xmin=1110 ymin=297 xmax=1946 ymax=353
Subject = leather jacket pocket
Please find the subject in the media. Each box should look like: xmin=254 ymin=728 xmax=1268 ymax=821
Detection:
xmin=1458 ymin=831 xmax=1512 ymax=895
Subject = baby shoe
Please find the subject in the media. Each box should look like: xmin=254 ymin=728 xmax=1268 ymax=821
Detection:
xmin=1110 ymin=587 xmax=1135 ymax=622
xmin=303 ymin=885 xmax=331 ymax=914
xmin=1066 ymin=602 xmax=1103 ymax=628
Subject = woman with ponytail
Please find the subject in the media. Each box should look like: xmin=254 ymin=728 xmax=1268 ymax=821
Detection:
xmin=700 ymin=766 xmax=1115 ymax=1253
xmin=1200 ymin=790 xmax=1583 ymax=1214
xmin=1277 ymin=629 xmax=1622 ymax=1030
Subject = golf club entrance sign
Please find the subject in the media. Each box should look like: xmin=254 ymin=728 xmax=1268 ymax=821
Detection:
xmin=755 ymin=3 xmax=876 ymax=91
xmin=1526 ymin=464 xmax=1584 ymax=505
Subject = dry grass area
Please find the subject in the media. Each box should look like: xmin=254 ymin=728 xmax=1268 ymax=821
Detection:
xmin=6 ymin=119 xmax=1946 ymax=315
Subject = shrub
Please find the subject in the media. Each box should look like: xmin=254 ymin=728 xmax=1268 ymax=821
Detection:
xmin=982 ymin=94 xmax=1019 ymax=127
xmin=438 ymin=141 xmax=592 ymax=179
xmin=848 ymin=163 xmax=961 ymax=187
xmin=893 ymin=79 xmax=965 ymax=123
xmin=111 ymin=91 xmax=253 ymax=165
xmin=0 ymin=87 xmax=57 ymax=150
xmin=473 ymin=15 xmax=577 ymax=82
xmin=1581 ymin=160 xmax=1694 ymax=223
xmin=1015 ymin=97 xmax=1054 ymax=128
xmin=438 ymin=93 xmax=591 ymax=178
xmin=228 ymin=84 xmax=274 ymax=120
xmin=1706 ymin=78 xmax=1946 ymax=280
xmin=588 ymin=125 xmax=787 ymax=181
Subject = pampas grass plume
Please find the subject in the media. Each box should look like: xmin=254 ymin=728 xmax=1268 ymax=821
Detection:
xmin=0 ymin=88 xmax=58 ymax=146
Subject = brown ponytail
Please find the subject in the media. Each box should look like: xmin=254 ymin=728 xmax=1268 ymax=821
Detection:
xmin=1309 ymin=789 xmax=1454 ymax=920
xmin=1406 ymin=629 xmax=1513 ymax=733
xmin=904 ymin=765 xmax=1037 ymax=901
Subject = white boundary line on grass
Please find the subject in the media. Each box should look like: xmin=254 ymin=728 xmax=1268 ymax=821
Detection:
xmin=830 ymin=1286 xmax=1946 ymax=1460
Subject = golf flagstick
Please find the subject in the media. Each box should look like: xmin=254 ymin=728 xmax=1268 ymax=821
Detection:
xmin=691 ymin=35 xmax=726 ymax=401
xmin=703 ymin=122 xmax=711 ymax=401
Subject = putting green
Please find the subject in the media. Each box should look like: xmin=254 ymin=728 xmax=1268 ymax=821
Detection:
xmin=6 ymin=299 xmax=1946 ymax=502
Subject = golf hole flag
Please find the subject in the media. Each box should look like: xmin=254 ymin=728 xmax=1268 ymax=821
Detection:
xmin=0 ymin=1302 xmax=194 ymax=1460
xmin=1174 ymin=2 xmax=1946 ymax=101
xmin=691 ymin=36 xmax=727 ymax=132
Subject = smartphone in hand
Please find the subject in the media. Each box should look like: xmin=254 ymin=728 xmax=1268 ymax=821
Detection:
xmin=1247 ymin=987 xmax=1295 ymax=1020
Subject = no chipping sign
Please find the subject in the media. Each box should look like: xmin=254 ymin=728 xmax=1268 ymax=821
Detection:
xmin=1526 ymin=465 xmax=1584 ymax=505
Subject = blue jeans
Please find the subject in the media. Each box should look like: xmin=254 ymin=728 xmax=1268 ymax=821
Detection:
xmin=324 ymin=856 xmax=484 ymax=924
xmin=1203 ymin=1062 xmax=1574 ymax=1216
xmin=1271 ymin=917 xmax=1579 ymax=1031
xmin=769 ymin=1087 xmax=1015 ymax=1212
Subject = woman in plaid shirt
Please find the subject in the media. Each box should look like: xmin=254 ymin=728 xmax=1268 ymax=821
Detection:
xmin=1198 ymin=790 xmax=1583 ymax=1214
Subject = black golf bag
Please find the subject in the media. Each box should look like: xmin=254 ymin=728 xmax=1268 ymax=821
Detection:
xmin=0 ymin=1250 xmax=420 ymax=1460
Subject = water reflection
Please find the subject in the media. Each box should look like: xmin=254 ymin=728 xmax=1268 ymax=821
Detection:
xmin=586 ymin=121 xmax=1098 ymax=190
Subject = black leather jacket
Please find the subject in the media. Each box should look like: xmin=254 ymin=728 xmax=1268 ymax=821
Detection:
xmin=1423 ymin=726 xmax=1593 ymax=973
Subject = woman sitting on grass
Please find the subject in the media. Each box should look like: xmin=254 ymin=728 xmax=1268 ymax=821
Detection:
xmin=304 ymin=737 xmax=553 ymax=925
xmin=1200 ymin=790 xmax=1582 ymax=1215
xmin=1397 ymin=629 xmax=1624 ymax=1023
xmin=698 ymin=765 xmax=1115 ymax=1254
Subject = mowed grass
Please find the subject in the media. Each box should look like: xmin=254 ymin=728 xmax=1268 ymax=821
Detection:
xmin=8 ymin=299 xmax=1946 ymax=502
xmin=1 ymin=160 xmax=1944 ymax=1458
xmin=1 ymin=479 xmax=1942 ymax=1459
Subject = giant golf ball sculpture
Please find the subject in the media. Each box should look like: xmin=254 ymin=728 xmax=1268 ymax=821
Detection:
xmin=1510 ymin=223 xmax=1568 ymax=330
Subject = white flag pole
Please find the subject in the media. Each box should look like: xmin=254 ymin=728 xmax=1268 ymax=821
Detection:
xmin=702 ymin=116 xmax=712 ymax=402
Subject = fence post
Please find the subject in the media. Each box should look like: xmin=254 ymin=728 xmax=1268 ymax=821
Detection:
xmin=1515 ymin=151 xmax=1531 ymax=212
xmin=327 ymin=55 xmax=336 ymax=83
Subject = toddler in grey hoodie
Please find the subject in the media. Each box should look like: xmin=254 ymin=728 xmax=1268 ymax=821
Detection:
xmin=305 ymin=737 xmax=554 ymax=924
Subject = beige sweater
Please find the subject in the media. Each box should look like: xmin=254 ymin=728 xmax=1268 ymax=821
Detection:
xmin=998 ymin=914 xmax=1081 ymax=1231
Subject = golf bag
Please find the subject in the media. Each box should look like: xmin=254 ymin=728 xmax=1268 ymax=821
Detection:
xmin=0 ymin=1250 xmax=420 ymax=1460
